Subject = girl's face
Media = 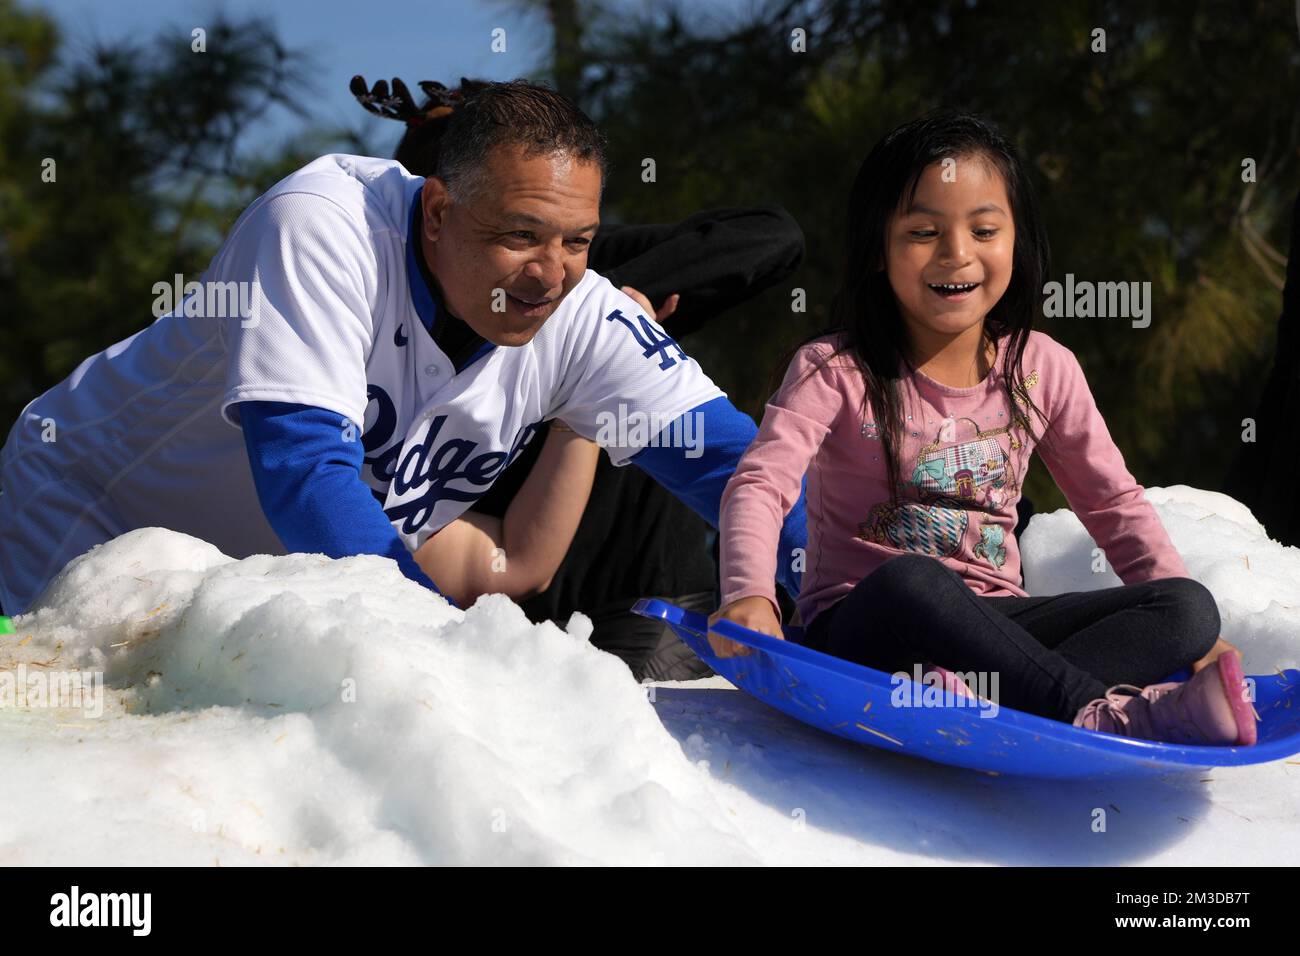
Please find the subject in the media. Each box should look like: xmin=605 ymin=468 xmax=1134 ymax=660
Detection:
xmin=885 ymin=155 xmax=1015 ymax=346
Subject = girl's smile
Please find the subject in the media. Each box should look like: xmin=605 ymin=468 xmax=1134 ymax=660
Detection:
xmin=926 ymin=280 xmax=982 ymax=301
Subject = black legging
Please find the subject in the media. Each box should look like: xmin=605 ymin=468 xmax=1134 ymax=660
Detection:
xmin=802 ymin=553 xmax=1221 ymax=722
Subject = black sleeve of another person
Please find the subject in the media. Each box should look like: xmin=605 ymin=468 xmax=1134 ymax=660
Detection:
xmin=591 ymin=205 xmax=805 ymax=337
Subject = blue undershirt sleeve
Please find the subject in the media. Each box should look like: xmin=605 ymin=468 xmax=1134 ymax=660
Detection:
xmin=628 ymin=395 xmax=807 ymax=600
xmin=238 ymin=400 xmax=454 ymax=603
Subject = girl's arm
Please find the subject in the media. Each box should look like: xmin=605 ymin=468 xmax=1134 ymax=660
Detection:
xmin=710 ymin=341 xmax=845 ymax=650
xmin=1033 ymin=343 xmax=1190 ymax=583
xmin=1033 ymin=349 xmax=1242 ymax=671
xmin=412 ymin=423 xmax=600 ymax=607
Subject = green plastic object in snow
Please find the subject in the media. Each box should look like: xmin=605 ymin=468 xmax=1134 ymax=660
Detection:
xmin=0 ymin=616 xmax=14 ymax=635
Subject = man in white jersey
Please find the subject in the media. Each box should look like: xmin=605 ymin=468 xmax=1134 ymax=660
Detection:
xmin=0 ymin=80 xmax=806 ymax=617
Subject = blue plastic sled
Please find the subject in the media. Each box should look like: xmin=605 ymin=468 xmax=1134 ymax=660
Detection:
xmin=633 ymin=598 xmax=1300 ymax=779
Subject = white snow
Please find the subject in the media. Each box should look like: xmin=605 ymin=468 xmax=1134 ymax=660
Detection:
xmin=1 ymin=485 xmax=1297 ymax=865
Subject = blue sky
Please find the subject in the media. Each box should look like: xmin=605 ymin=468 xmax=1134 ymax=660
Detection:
xmin=31 ymin=0 xmax=552 ymax=155
xmin=30 ymin=0 xmax=765 ymax=156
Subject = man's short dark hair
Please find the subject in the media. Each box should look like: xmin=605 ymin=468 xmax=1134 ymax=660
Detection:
xmin=435 ymin=79 xmax=608 ymax=203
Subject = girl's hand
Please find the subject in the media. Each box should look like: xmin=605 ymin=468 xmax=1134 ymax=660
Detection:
xmin=621 ymin=285 xmax=681 ymax=324
xmin=707 ymin=596 xmax=783 ymax=658
xmin=1192 ymin=636 xmax=1241 ymax=674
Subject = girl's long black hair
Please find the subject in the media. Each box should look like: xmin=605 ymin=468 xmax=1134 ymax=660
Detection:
xmin=793 ymin=110 xmax=1053 ymax=506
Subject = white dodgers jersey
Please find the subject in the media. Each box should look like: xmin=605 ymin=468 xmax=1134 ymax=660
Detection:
xmin=0 ymin=154 xmax=723 ymax=614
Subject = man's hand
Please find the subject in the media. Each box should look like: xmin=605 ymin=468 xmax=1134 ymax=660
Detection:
xmin=1192 ymin=635 xmax=1241 ymax=674
xmin=706 ymin=595 xmax=783 ymax=658
xmin=621 ymin=285 xmax=680 ymax=324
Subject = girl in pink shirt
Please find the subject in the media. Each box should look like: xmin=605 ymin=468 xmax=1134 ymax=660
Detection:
xmin=712 ymin=112 xmax=1256 ymax=747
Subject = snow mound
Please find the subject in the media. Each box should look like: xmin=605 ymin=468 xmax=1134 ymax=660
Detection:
xmin=1021 ymin=485 xmax=1299 ymax=673
xmin=1 ymin=529 xmax=768 ymax=864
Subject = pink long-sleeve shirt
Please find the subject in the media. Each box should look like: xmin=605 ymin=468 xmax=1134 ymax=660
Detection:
xmin=719 ymin=330 xmax=1190 ymax=627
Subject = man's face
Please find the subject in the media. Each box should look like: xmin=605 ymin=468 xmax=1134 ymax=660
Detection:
xmin=421 ymin=143 xmax=602 ymax=347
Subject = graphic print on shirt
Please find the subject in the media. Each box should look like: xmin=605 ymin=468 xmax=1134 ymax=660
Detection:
xmin=365 ymin=306 xmax=711 ymax=548
xmin=860 ymin=496 xmax=971 ymax=557
xmin=858 ymin=412 xmax=1026 ymax=566
xmin=909 ymin=420 xmax=1009 ymax=499
xmin=358 ymin=376 xmax=543 ymax=524
xmin=362 ymin=383 xmax=401 ymax=503
xmin=973 ymin=521 xmax=1008 ymax=569
xmin=381 ymin=414 xmax=541 ymax=535
xmin=604 ymin=308 xmax=688 ymax=369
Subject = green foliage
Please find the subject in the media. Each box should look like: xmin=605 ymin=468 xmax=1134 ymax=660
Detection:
xmin=583 ymin=0 xmax=1297 ymax=508
xmin=0 ymin=1 xmax=362 ymax=428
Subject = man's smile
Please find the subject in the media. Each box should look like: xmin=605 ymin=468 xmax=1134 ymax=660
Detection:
xmin=505 ymin=291 xmax=558 ymax=317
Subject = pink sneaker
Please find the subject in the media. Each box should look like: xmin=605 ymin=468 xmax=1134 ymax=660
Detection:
xmin=1072 ymin=651 xmax=1257 ymax=747
xmin=921 ymin=662 xmax=978 ymax=700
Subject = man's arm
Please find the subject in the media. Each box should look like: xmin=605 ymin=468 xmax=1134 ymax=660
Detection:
xmin=548 ymin=279 xmax=805 ymax=600
xmin=239 ymin=400 xmax=453 ymax=601
xmin=411 ymin=422 xmax=600 ymax=606
xmin=628 ymin=395 xmax=807 ymax=600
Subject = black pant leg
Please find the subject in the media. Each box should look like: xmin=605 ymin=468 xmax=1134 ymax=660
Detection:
xmin=804 ymin=554 xmax=1109 ymax=722
xmin=984 ymin=578 xmax=1220 ymax=687
xmin=635 ymin=591 xmax=716 ymax=683
xmin=588 ymin=591 xmax=715 ymax=682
